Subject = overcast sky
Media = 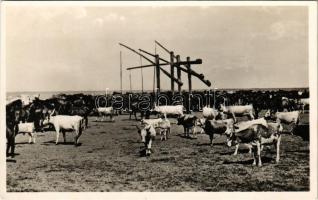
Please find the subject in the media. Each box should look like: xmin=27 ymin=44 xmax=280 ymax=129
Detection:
xmin=5 ymin=5 xmax=308 ymax=92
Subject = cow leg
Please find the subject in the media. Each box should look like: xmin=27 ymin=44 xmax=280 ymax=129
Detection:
xmin=160 ymin=130 xmax=163 ymax=141
xmin=192 ymin=127 xmax=197 ymax=139
xmin=164 ymin=129 xmax=167 ymax=141
xmin=257 ymin=142 xmax=262 ymax=167
xmin=33 ymin=132 xmax=36 ymax=144
xmin=55 ymin=128 xmax=60 ymax=145
xmin=10 ymin=136 xmax=15 ymax=158
xmin=252 ymin=146 xmax=257 ymax=166
xmin=62 ymin=130 xmax=66 ymax=143
xmin=28 ymin=133 xmax=32 ymax=144
xmin=166 ymin=128 xmax=170 ymax=139
xmin=233 ymin=144 xmax=239 ymax=155
xmin=209 ymin=133 xmax=214 ymax=146
xmin=276 ymin=136 xmax=281 ymax=163
xmin=85 ymin=116 xmax=88 ymax=129
xmin=232 ymin=112 xmax=237 ymax=123
xmin=249 ymin=111 xmax=255 ymax=120
xmin=146 ymin=139 xmax=152 ymax=156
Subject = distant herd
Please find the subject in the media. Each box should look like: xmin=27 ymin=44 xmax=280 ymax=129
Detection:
xmin=6 ymin=89 xmax=309 ymax=167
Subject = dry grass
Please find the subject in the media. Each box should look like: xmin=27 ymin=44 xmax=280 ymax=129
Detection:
xmin=7 ymin=112 xmax=309 ymax=192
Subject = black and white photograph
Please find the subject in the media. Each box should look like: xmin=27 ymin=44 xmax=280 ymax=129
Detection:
xmin=1 ymin=1 xmax=317 ymax=199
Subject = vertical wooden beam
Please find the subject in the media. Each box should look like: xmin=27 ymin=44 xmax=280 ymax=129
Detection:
xmin=186 ymin=56 xmax=192 ymax=94
xmin=176 ymin=55 xmax=182 ymax=93
xmin=170 ymin=51 xmax=175 ymax=94
xmin=155 ymin=55 xmax=160 ymax=93
xmin=120 ymin=51 xmax=123 ymax=94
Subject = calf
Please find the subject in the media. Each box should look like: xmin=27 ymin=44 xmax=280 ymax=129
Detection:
xmin=43 ymin=111 xmax=84 ymax=146
xmin=298 ymin=98 xmax=309 ymax=113
xmin=265 ymin=110 xmax=300 ymax=134
xmin=157 ymin=118 xmax=171 ymax=141
xmin=220 ymin=104 xmax=254 ymax=122
xmin=96 ymin=107 xmax=114 ymax=122
xmin=153 ymin=105 xmax=184 ymax=119
xmin=141 ymin=118 xmax=171 ymax=141
xmin=177 ymin=115 xmax=198 ymax=138
xmin=203 ymin=118 xmax=234 ymax=146
xmin=17 ymin=122 xmax=36 ymax=144
xmin=202 ymin=106 xmax=219 ymax=120
xmin=140 ymin=118 xmax=163 ymax=128
xmin=136 ymin=124 xmax=156 ymax=156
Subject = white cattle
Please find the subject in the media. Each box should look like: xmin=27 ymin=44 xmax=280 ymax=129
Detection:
xmin=203 ymin=118 xmax=235 ymax=146
xmin=136 ymin=124 xmax=156 ymax=156
xmin=141 ymin=118 xmax=171 ymax=141
xmin=298 ymin=98 xmax=309 ymax=113
xmin=202 ymin=106 xmax=219 ymax=119
xmin=226 ymin=121 xmax=283 ymax=165
xmin=233 ymin=118 xmax=268 ymax=133
xmin=140 ymin=118 xmax=163 ymax=128
xmin=275 ymin=111 xmax=300 ymax=124
xmin=153 ymin=105 xmax=184 ymax=119
xmin=17 ymin=122 xmax=36 ymax=144
xmin=220 ymin=104 xmax=254 ymax=122
xmin=43 ymin=112 xmax=84 ymax=146
xmin=96 ymin=107 xmax=114 ymax=122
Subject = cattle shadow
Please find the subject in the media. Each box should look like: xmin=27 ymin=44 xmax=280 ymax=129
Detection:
xmin=6 ymin=152 xmax=20 ymax=157
xmin=223 ymin=156 xmax=273 ymax=165
xmin=93 ymin=120 xmax=116 ymax=123
xmin=15 ymin=142 xmax=37 ymax=145
xmin=219 ymin=148 xmax=251 ymax=155
xmin=176 ymin=134 xmax=198 ymax=140
xmin=195 ymin=142 xmax=225 ymax=147
xmin=121 ymin=119 xmax=140 ymax=122
xmin=6 ymin=159 xmax=17 ymax=163
xmin=284 ymin=149 xmax=309 ymax=154
xmin=41 ymin=141 xmax=82 ymax=146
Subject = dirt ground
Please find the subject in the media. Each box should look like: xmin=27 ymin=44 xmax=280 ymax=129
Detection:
xmin=7 ymin=112 xmax=310 ymax=192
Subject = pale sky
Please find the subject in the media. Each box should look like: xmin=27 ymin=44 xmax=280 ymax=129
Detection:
xmin=5 ymin=5 xmax=308 ymax=92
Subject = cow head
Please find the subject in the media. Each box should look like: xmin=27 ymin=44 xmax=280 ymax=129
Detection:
xmin=196 ymin=118 xmax=206 ymax=128
xmin=219 ymin=104 xmax=228 ymax=112
xmin=264 ymin=109 xmax=276 ymax=120
xmin=43 ymin=109 xmax=55 ymax=125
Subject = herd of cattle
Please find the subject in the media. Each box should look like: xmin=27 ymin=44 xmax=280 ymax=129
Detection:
xmin=6 ymin=89 xmax=309 ymax=167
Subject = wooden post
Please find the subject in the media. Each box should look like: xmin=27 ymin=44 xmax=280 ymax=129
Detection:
xmin=176 ymin=55 xmax=181 ymax=93
xmin=155 ymin=55 xmax=160 ymax=92
xmin=120 ymin=51 xmax=123 ymax=94
xmin=186 ymin=56 xmax=192 ymax=94
xmin=170 ymin=51 xmax=175 ymax=94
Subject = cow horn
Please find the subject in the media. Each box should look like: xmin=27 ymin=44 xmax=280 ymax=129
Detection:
xmin=50 ymin=108 xmax=55 ymax=116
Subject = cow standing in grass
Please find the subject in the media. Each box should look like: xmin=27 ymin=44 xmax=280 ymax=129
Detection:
xmin=225 ymin=119 xmax=283 ymax=166
xmin=177 ymin=115 xmax=197 ymax=138
xmin=43 ymin=110 xmax=84 ymax=146
xmin=136 ymin=124 xmax=156 ymax=156
xmin=219 ymin=104 xmax=255 ymax=123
